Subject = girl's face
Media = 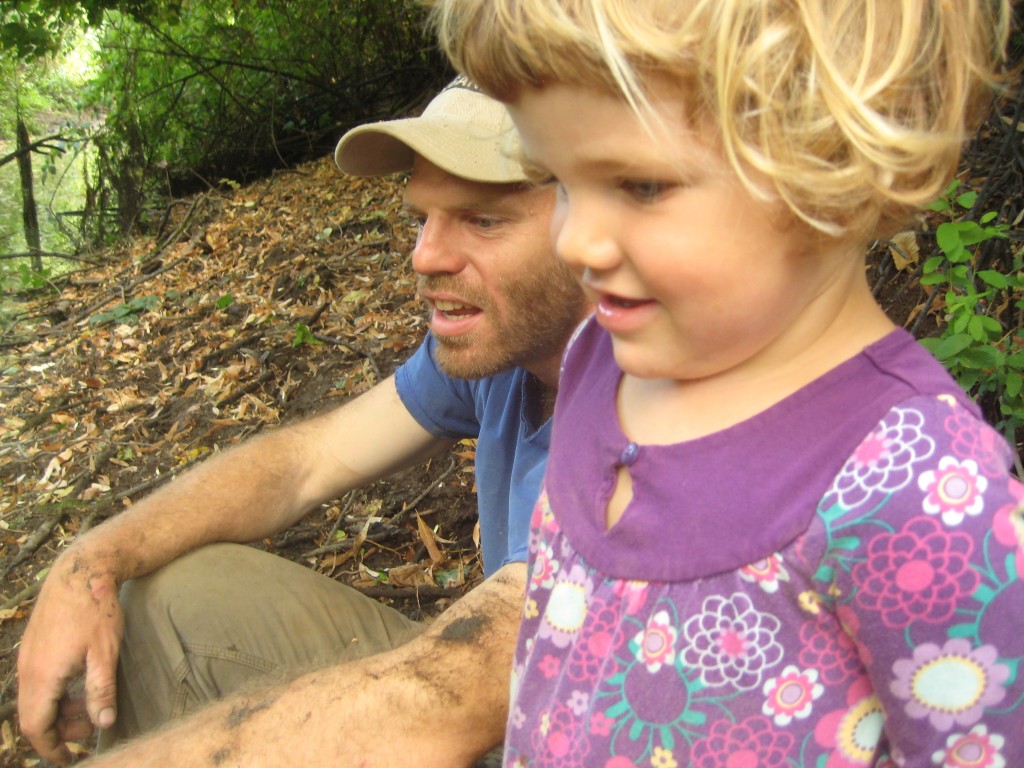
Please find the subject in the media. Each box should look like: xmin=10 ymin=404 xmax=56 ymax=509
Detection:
xmin=509 ymin=82 xmax=871 ymax=386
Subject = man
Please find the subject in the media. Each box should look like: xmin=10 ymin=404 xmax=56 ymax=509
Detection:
xmin=16 ymin=77 xmax=588 ymax=767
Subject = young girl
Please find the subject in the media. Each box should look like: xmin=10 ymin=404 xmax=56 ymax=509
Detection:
xmin=431 ymin=1 xmax=1023 ymax=766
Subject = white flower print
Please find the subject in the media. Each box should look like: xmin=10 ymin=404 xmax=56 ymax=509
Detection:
xmin=825 ymin=407 xmax=935 ymax=511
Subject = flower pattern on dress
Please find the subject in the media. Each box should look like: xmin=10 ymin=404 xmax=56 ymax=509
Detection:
xmin=681 ymin=593 xmax=783 ymax=691
xmin=567 ymin=595 xmax=623 ymax=682
xmin=814 ymin=676 xmax=885 ymax=768
xmin=824 ymin=407 xmax=935 ymax=511
xmin=634 ymin=610 xmax=678 ymax=673
xmin=506 ymin=393 xmax=1024 ymax=768
xmin=798 ymin=610 xmax=861 ymax=686
xmin=538 ymin=563 xmax=592 ymax=648
xmin=918 ymin=457 xmax=988 ymax=526
xmin=529 ymin=703 xmax=590 ymax=768
xmin=762 ymin=665 xmax=824 ymax=726
xmin=852 ymin=516 xmax=978 ymax=628
xmin=944 ymin=407 xmax=1011 ymax=479
xmin=931 ymin=723 xmax=1005 ymax=768
xmin=891 ymin=639 xmax=1009 ymax=731
xmin=739 ymin=553 xmax=790 ymax=594
xmin=689 ymin=715 xmax=793 ymax=768
xmin=991 ymin=480 xmax=1024 ymax=579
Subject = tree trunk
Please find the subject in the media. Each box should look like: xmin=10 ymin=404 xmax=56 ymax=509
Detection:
xmin=17 ymin=117 xmax=43 ymax=271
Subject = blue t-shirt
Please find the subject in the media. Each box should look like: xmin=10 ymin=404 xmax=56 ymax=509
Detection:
xmin=394 ymin=333 xmax=550 ymax=575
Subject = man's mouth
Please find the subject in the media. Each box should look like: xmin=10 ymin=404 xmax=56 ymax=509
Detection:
xmin=434 ymin=299 xmax=481 ymax=318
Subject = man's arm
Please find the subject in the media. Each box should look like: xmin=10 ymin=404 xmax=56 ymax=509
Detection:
xmin=18 ymin=375 xmax=449 ymax=765
xmin=83 ymin=562 xmax=527 ymax=768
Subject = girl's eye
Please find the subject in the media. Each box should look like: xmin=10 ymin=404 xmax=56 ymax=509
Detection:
xmin=621 ymin=180 xmax=671 ymax=203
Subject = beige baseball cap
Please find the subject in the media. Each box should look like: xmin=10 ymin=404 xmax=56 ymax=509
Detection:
xmin=334 ymin=76 xmax=527 ymax=184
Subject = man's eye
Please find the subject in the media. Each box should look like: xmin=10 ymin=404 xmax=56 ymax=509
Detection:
xmin=621 ymin=180 xmax=670 ymax=203
xmin=471 ymin=216 xmax=502 ymax=230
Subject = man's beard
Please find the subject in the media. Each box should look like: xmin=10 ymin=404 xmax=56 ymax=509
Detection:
xmin=421 ymin=264 xmax=585 ymax=380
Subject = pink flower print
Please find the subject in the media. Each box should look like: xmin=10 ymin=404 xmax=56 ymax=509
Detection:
xmin=568 ymin=595 xmax=623 ymax=682
xmin=604 ymin=758 xmax=639 ymax=768
xmin=814 ymin=676 xmax=885 ymax=768
xmin=530 ymin=703 xmax=590 ymax=768
xmin=945 ymin=407 xmax=1011 ymax=478
xmin=532 ymin=539 xmax=560 ymax=591
xmin=690 ymin=715 xmax=794 ymax=768
xmin=826 ymin=408 xmax=935 ymax=510
xmin=931 ymin=724 xmax=1006 ymax=768
xmin=567 ymin=689 xmax=589 ymax=716
xmin=798 ymin=611 xmax=862 ymax=686
xmin=739 ymin=554 xmax=790 ymax=594
xmin=539 ymin=563 xmax=592 ymax=648
xmin=991 ymin=479 xmax=1024 ymax=579
xmin=762 ymin=665 xmax=824 ymax=726
xmin=918 ymin=456 xmax=988 ymax=526
xmin=852 ymin=516 xmax=978 ymax=628
xmin=633 ymin=610 xmax=678 ymax=673
xmin=891 ymin=639 xmax=1009 ymax=731
xmin=538 ymin=654 xmax=562 ymax=679
xmin=682 ymin=593 xmax=783 ymax=691
xmin=612 ymin=579 xmax=650 ymax=614
xmin=589 ymin=710 xmax=615 ymax=737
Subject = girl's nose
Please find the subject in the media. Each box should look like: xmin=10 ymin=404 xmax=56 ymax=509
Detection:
xmin=552 ymin=193 xmax=620 ymax=273
xmin=411 ymin=217 xmax=466 ymax=276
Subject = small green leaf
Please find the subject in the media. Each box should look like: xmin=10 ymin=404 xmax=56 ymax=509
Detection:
xmin=977 ymin=270 xmax=1009 ymax=289
xmin=216 ymin=294 xmax=234 ymax=309
xmin=955 ymin=190 xmax=977 ymax=209
xmin=930 ymin=333 xmax=974 ymax=361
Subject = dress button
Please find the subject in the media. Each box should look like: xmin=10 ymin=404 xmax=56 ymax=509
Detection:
xmin=619 ymin=442 xmax=639 ymax=466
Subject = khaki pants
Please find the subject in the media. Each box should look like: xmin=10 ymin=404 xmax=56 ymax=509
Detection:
xmin=98 ymin=543 xmax=423 ymax=748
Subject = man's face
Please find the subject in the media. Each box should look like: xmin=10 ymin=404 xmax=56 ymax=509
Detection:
xmin=403 ymin=157 xmax=587 ymax=382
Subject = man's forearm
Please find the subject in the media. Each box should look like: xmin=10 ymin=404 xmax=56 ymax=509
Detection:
xmin=83 ymin=562 xmax=528 ymax=768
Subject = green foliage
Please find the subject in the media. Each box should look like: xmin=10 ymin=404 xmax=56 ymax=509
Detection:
xmin=291 ymin=322 xmax=321 ymax=348
xmin=0 ymin=261 xmax=53 ymax=292
xmin=78 ymin=0 xmax=445 ymax=234
xmin=89 ymin=293 xmax=159 ymax=325
xmin=1 ymin=0 xmax=176 ymax=59
xmin=919 ymin=180 xmax=1023 ymax=443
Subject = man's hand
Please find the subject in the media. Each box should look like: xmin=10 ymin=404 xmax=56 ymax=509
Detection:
xmin=18 ymin=550 xmax=124 ymax=765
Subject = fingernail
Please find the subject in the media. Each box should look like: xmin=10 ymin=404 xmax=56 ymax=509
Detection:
xmin=97 ymin=707 xmax=116 ymax=729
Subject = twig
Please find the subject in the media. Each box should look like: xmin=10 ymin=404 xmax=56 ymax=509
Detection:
xmin=199 ymin=330 xmax=265 ymax=371
xmin=111 ymin=451 xmax=208 ymax=504
xmin=217 ymin=370 xmax=276 ymax=408
xmin=1 ymin=580 xmax=43 ymax=611
xmin=389 ymin=458 xmax=460 ymax=525
xmin=312 ymin=334 xmax=381 ymax=378
xmin=349 ymin=584 xmax=464 ymax=601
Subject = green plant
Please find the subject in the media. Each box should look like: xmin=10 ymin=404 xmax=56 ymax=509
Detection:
xmin=89 ymin=293 xmax=159 ymax=325
xmin=919 ymin=180 xmax=1023 ymax=447
xmin=291 ymin=322 xmax=321 ymax=348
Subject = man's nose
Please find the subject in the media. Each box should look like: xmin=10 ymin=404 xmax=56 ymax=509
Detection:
xmin=411 ymin=217 xmax=467 ymax=275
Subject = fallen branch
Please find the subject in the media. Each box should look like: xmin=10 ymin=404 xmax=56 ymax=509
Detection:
xmin=389 ymin=457 xmax=460 ymax=525
xmin=217 ymin=370 xmax=276 ymax=408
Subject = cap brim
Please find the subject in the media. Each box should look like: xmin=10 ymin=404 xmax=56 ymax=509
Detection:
xmin=335 ymin=117 xmax=528 ymax=184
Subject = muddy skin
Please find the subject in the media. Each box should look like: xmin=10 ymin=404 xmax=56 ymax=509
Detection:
xmin=226 ymin=695 xmax=278 ymax=729
xmin=438 ymin=614 xmax=491 ymax=644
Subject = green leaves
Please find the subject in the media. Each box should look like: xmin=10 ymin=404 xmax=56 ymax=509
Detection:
xmin=920 ymin=179 xmax=1023 ymax=442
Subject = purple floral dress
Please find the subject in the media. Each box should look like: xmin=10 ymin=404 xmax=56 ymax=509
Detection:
xmin=504 ymin=320 xmax=1024 ymax=768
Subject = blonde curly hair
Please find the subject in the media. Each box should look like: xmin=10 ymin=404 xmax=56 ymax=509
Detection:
xmin=429 ymin=0 xmax=1013 ymax=239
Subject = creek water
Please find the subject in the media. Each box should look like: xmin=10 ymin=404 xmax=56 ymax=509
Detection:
xmin=0 ymin=137 xmax=92 ymax=258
